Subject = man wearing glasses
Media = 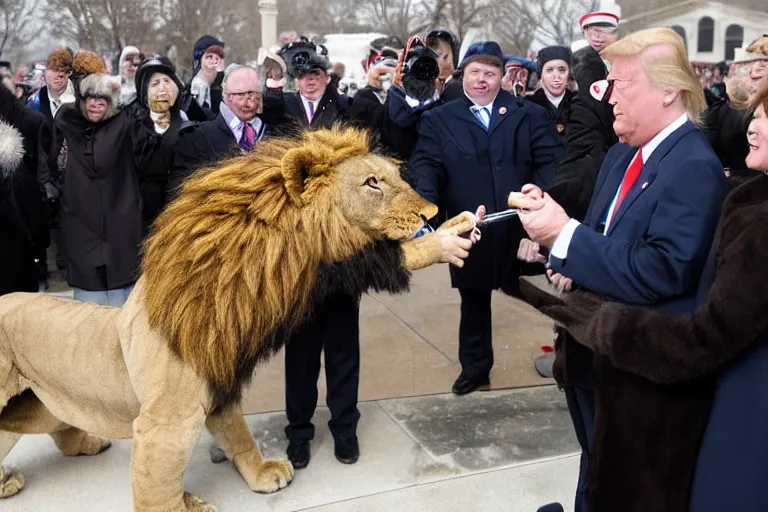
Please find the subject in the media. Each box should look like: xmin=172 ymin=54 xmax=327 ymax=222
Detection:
xmin=170 ymin=65 xmax=266 ymax=193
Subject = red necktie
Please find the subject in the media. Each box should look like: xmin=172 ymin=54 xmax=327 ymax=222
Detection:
xmin=609 ymin=149 xmax=644 ymax=226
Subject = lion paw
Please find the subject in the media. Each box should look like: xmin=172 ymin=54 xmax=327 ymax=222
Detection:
xmin=250 ymin=459 xmax=294 ymax=494
xmin=183 ymin=492 xmax=217 ymax=511
xmin=0 ymin=467 xmax=25 ymax=499
xmin=80 ymin=436 xmax=111 ymax=456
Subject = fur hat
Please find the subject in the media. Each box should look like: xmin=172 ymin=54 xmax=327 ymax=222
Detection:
xmin=73 ymin=51 xmax=107 ymax=77
xmin=0 ymin=119 xmax=24 ymax=178
xmin=46 ymin=47 xmax=74 ymax=72
xmin=459 ymin=41 xmax=504 ymax=69
xmin=79 ymin=74 xmax=121 ymax=121
xmin=537 ymin=45 xmax=572 ymax=75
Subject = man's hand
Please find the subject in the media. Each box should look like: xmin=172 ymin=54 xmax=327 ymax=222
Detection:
xmin=517 ymin=238 xmax=547 ymax=263
xmin=547 ymin=269 xmax=573 ymax=292
xmin=438 ymin=231 xmax=473 ymax=267
xmin=518 ymin=193 xmax=570 ymax=248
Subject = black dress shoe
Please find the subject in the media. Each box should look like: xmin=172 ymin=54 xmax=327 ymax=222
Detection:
xmin=333 ymin=435 xmax=359 ymax=464
xmin=287 ymin=440 xmax=311 ymax=469
xmin=452 ymin=374 xmax=491 ymax=395
xmin=536 ymin=503 xmax=564 ymax=512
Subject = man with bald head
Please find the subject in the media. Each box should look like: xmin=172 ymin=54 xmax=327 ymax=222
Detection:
xmin=519 ymin=28 xmax=727 ymax=512
xmin=170 ymin=65 xmax=267 ymax=194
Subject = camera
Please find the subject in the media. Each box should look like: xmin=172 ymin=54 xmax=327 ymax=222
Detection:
xmin=401 ymin=40 xmax=440 ymax=101
xmin=278 ymin=38 xmax=330 ymax=78
xmin=402 ymin=42 xmax=439 ymax=83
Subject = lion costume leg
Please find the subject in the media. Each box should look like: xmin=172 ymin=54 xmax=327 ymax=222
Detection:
xmin=50 ymin=427 xmax=112 ymax=456
xmin=205 ymin=404 xmax=293 ymax=493
xmin=0 ymin=432 xmax=24 ymax=498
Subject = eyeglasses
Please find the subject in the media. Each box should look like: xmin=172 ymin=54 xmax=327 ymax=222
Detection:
xmin=586 ymin=26 xmax=618 ymax=36
xmin=226 ymin=91 xmax=260 ymax=101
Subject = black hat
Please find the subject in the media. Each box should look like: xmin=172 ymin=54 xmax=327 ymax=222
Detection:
xmin=135 ymin=55 xmax=183 ymax=110
xmin=536 ymin=46 xmax=572 ymax=75
xmin=278 ymin=37 xmax=331 ymax=78
xmin=426 ymin=29 xmax=461 ymax=68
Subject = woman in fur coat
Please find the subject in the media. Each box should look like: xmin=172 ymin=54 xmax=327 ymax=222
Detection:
xmin=524 ymin=84 xmax=768 ymax=512
xmin=55 ymin=73 xmax=157 ymax=306
xmin=0 ymin=79 xmax=49 ymax=295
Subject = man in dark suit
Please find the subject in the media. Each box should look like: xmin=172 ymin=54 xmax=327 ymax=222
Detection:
xmin=169 ymin=65 xmax=268 ymax=196
xmin=519 ymin=28 xmax=727 ymax=512
xmin=271 ymin=38 xmax=362 ymax=472
xmin=409 ymin=41 xmax=563 ymax=396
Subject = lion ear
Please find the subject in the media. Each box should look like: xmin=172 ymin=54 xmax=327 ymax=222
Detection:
xmin=281 ymin=147 xmax=331 ymax=206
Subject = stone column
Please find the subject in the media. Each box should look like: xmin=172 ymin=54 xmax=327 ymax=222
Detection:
xmin=259 ymin=0 xmax=278 ymax=50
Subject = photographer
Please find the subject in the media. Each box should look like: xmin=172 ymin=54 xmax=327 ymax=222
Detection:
xmin=359 ymin=36 xmax=445 ymax=160
xmin=275 ymin=38 xmax=350 ymax=133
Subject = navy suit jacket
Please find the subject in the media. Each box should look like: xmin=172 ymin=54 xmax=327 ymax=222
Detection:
xmin=550 ymin=120 xmax=726 ymax=314
xmin=410 ymin=89 xmax=563 ymax=289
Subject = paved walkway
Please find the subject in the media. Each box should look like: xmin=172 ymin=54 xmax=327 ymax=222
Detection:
xmin=5 ymin=386 xmax=579 ymax=512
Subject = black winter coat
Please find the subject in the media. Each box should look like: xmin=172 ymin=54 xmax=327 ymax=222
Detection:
xmin=55 ymin=98 xmax=157 ymax=291
xmin=527 ymin=88 xmax=575 ymax=139
xmin=0 ymin=85 xmax=49 ymax=295
xmin=702 ymin=98 xmax=758 ymax=188
xmin=546 ymin=47 xmax=618 ymax=221
xmin=409 ymin=89 xmax=563 ymax=290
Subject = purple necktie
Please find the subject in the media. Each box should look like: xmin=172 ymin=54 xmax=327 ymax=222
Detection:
xmin=307 ymin=101 xmax=315 ymax=122
xmin=239 ymin=122 xmax=257 ymax=152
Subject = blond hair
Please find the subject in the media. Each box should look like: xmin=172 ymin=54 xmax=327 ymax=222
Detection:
xmin=601 ymin=28 xmax=706 ymax=123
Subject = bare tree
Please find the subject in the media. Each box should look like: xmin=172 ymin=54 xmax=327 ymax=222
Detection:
xmin=358 ymin=0 xmax=429 ymax=44
xmin=491 ymin=1 xmax=535 ymax=56
xmin=1 ymin=0 xmax=40 ymax=58
xmin=526 ymin=0 xmax=592 ymax=47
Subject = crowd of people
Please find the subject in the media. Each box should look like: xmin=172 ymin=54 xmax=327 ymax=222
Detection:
xmin=1 ymin=3 xmax=768 ymax=511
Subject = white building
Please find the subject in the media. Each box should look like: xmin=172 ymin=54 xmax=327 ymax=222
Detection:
xmin=619 ymin=0 xmax=768 ymax=63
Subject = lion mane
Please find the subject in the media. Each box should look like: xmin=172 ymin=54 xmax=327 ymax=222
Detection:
xmin=141 ymin=127 xmax=411 ymax=408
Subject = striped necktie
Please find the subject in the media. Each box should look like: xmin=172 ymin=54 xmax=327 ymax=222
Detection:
xmin=473 ymin=106 xmax=490 ymax=129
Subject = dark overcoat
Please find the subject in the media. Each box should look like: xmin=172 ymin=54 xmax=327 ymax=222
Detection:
xmin=409 ymin=88 xmax=563 ymax=289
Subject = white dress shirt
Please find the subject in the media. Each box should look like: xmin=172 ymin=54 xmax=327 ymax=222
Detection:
xmin=550 ymin=112 xmax=689 ymax=259
xmin=301 ymin=95 xmax=319 ymax=123
xmin=469 ymin=99 xmax=495 ymax=128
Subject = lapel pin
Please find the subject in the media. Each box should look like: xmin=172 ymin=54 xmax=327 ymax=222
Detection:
xmin=499 ymin=107 xmax=507 ymax=115
xmin=641 ymin=182 xmax=649 ymax=190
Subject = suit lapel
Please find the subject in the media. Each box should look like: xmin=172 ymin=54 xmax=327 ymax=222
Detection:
xmin=607 ymin=121 xmax=696 ymax=235
xmin=286 ymin=94 xmax=309 ymax=127
xmin=487 ymin=92 xmax=522 ymax=136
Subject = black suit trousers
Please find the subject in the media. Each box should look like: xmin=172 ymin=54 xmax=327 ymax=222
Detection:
xmin=458 ymin=288 xmax=494 ymax=379
xmin=284 ymin=292 xmax=361 ymax=442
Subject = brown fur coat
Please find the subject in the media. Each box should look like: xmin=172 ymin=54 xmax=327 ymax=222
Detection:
xmin=520 ymin=173 xmax=768 ymax=512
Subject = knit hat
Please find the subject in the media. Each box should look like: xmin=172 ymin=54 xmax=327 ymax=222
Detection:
xmin=459 ymin=41 xmax=504 ymax=69
xmin=580 ymin=5 xmax=621 ymax=31
xmin=536 ymin=46 xmax=572 ymax=75
xmin=46 ymin=47 xmax=74 ymax=72
xmin=193 ymin=35 xmax=225 ymax=63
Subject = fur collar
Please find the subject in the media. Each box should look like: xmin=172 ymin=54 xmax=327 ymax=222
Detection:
xmin=78 ymin=73 xmax=122 ymax=122
xmin=0 ymin=119 xmax=24 ymax=178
